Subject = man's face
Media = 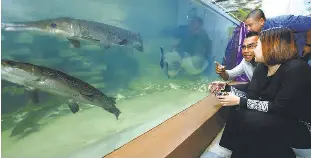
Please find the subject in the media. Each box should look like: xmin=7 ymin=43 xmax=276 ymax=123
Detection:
xmin=245 ymin=17 xmax=264 ymax=32
xmin=242 ymin=36 xmax=259 ymax=62
xmin=189 ymin=20 xmax=202 ymax=34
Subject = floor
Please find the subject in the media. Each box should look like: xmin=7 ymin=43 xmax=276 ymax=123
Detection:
xmin=199 ymin=126 xmax=311 ymax=158
xmin=199 ymin=127 xmax=231 ymax=158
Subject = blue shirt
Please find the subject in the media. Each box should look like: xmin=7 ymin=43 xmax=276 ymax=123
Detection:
xmin=262 ymin=15 xmax=311 ymax=56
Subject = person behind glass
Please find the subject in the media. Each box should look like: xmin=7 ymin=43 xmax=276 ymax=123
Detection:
xmin=209 ymin=27 xmax=311 ymax=158
xmin=215 ymin=31 xmax=259 ymax=81
xmin=159 ymin=16 xmax=213 ymax=78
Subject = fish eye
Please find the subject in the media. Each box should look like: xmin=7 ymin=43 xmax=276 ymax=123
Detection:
xmin=50 ymin=23 xmax=57 ymax=28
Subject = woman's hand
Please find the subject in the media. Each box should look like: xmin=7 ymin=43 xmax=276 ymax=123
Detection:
xmin=208 ymin=81 xmax=227 ymax=94
xmin=216 ymin=93 xmax=240 ymax=106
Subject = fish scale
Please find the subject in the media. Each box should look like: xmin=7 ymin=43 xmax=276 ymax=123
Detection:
xmin=73 ymin=18 xmax=136 ymax=43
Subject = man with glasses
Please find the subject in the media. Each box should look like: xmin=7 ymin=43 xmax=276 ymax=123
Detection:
xmin=204 ymin=31 xmax=259 ymax=158
xmin=215 ymin=31 xmax=259 ymax=81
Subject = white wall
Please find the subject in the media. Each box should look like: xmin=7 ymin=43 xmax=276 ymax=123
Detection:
xmin=261 ymin=0 xmax=310 ymax=18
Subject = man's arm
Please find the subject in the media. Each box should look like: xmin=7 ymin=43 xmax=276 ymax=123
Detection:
xmin=219 ymin=71 xmax=230 ymax=81
xmin=225 ymin=61 xmax=245 ymax=81
xmin=238 ymin=63 xmax=311 ymax=122
xmin=274 ymin=15 xmax=311 ymax=33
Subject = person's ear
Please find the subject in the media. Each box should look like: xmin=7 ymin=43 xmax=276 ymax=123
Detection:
xmin=259 ymin=18 xmax=265 ymax=26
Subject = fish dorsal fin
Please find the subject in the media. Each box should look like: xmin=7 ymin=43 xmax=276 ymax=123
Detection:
xmin=25 ymin=87 xmax=40 ymax=104
xmin=67 ymin=38 xmax=81 ymax=48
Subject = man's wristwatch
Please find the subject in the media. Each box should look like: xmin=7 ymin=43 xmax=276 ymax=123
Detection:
xmin=306 ymin=43 xmax=311 ymax=47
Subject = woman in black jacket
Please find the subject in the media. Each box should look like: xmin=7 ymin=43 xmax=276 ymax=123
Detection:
xmin=209 ymin=27 xmax=311 ymax=158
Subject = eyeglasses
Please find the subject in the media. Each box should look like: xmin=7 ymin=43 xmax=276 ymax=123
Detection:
xmin=241 ymin=43 xmax=257 ymax=50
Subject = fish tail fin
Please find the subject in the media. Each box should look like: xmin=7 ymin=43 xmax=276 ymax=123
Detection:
xmin=159 ymin=47 xmax=169 ymax=78
xmin=160 ymin=47 xmax=165 ymax=69
xmin=134 ymin=33 xmax=144 ymax=52
xmin=114 ymin=108 xmax=121 ymax=120
xmin=160 ymin=47 xmax=164 ymax=53
xmin=106 ymin=96 xmax=121 ymax=120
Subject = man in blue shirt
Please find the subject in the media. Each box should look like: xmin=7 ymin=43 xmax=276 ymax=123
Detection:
xmin=244 ymin=9 xmax=311 ymax=61
xmin=225 ymin=9 xmax=311 ymax=82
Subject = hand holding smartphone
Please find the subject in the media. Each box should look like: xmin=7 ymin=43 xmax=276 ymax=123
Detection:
xmin=208 ymin=81 xmax=228 ymax=96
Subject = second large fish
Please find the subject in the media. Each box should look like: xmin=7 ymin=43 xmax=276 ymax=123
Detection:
xmin=2 ymin=17 xmax=144 ymax=52
xmin=1 ymin=60 xmax=121 ymax=119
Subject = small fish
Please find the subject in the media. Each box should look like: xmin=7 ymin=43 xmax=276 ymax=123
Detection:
xmin=1 ymin=17 xmax=144 ymax=52
xmin=1 ymin=60 xmax=121 ymax=119
xmin=160 ymin=47 xmax=169 ymax=78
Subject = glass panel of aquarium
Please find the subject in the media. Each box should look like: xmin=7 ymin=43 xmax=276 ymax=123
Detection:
xmin=1 ymin=0 xmax=239 ymax=157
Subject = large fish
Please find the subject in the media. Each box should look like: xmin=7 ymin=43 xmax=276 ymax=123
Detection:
xmin=1 ymin=17 xmax=144 ymax=52
xmin=1 ymin=60 xmax=121 ymax=119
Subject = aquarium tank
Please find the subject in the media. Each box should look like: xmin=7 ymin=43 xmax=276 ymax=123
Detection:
xmin=1 ymin=0 xmax=239 ymax=157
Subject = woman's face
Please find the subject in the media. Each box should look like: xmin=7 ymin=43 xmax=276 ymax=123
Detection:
xmin=253 ymin=38 xmax=264 ymax=63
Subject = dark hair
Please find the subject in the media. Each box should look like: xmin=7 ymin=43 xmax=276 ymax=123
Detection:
xmin=260 ymin=27 xmax=299 ymax=65
xmin=246 ymin=9 xmax=266 ymax=21
xmin=191 ymin=16 xmax=203 ymax=26
xmin=246 ymin=31 xmax=259 ymax=38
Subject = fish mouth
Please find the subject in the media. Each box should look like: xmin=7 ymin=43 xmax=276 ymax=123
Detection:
xmin=2 ymin=23 xmax=43 ymax=32
xmin=133 ymin=41 xmax=144 ymax=52
xmin=1 ymin=60 xmax=18 ymax=67
xmin=1 ymin=60 xmax=8 ymax=65
xmin=114 ymin=109 xmax=121 ymax=120
xmin=135 ymin=45 xmax=144 ymax=52
xmin=2 ymin=22 xmax=72 ymax=37
xmin=103 ymin=106 xmax=121 ymax=120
